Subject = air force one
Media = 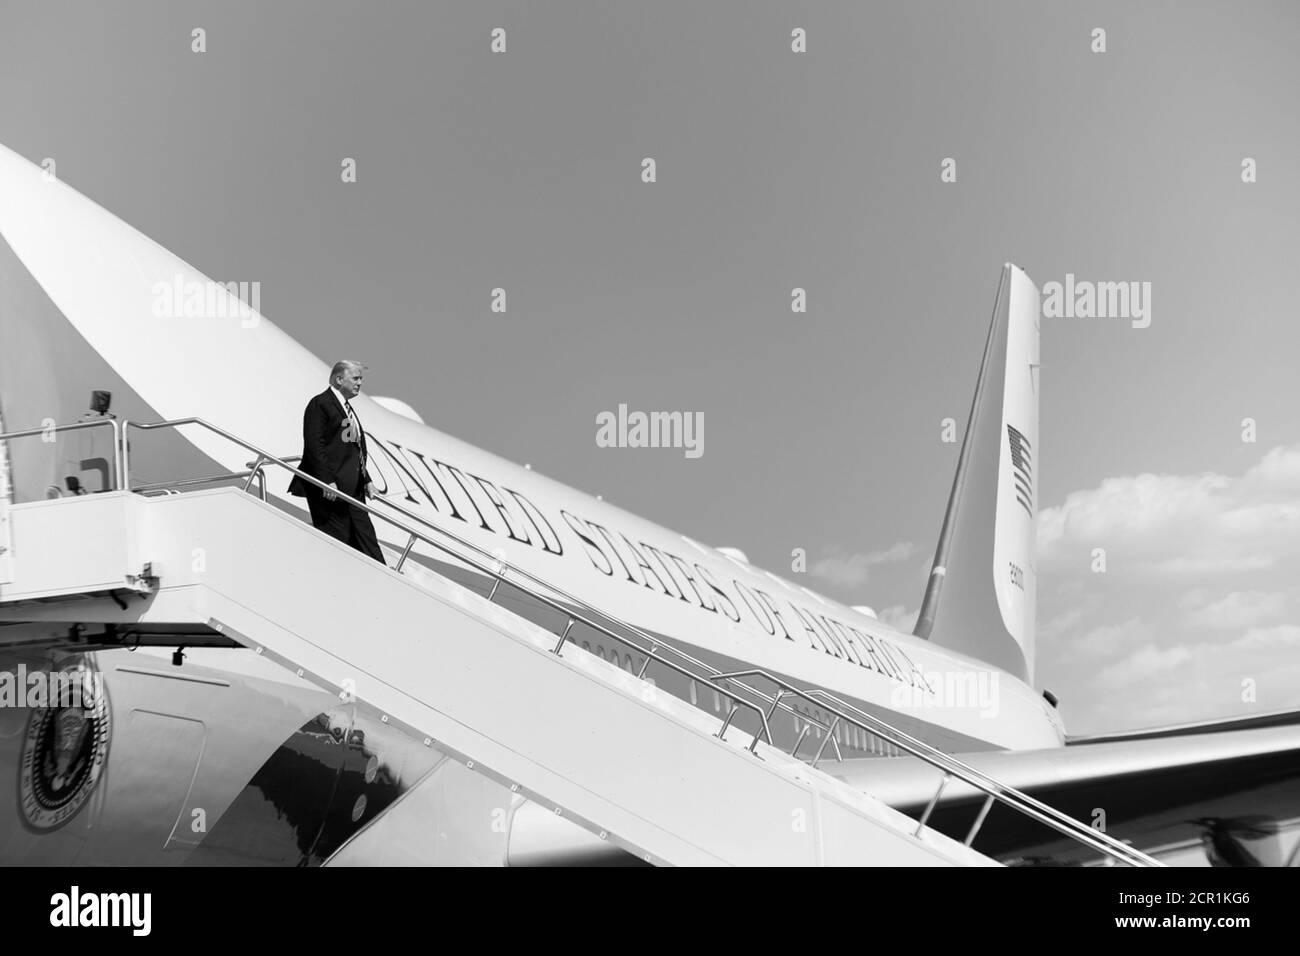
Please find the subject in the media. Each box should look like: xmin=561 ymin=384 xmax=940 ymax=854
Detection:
xmin=0 ymin=144 xmax=1296 ymax=868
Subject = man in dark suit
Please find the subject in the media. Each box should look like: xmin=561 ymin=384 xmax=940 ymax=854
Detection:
xmin=288 ymin=360 xmax=385 ymax=564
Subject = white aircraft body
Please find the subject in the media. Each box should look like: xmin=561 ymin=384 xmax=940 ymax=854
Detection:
xmin=0 ymin=143 xmax=1296 ymax=866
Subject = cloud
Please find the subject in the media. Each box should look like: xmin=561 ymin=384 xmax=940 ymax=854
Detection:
xmin=1035 ymin=444 xmax=1300 ymax=734
xmin=1181 ymin=589 xmax=1288 ymax=629
xmin=1071 ymin=618 xmax=1148 ymax=659
xmin=1092 ymin=625 xmax=1300 ymax=694
xmin=1040 ymin=605 xmax=1087 ymax=643
xmin=1093 ymin=641 xmax=1195 ymax=691
xmin=1037 ymin=444 xmax=1300 ymax=579
xmin=810 ymin=541 xmax=917 ymax=588
xmin=877 ymin=604 xmax=919 ymax=632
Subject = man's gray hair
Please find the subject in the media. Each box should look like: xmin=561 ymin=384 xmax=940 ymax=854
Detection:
xmin=330 ymin=359 xmax=366 ymax=382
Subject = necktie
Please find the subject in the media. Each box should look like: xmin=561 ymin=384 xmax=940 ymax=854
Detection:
xmin=345 ymin=402 xmax=366 ymax=473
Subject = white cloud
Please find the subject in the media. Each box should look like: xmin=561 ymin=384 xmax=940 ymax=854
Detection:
xmin=1069 ymin=624 xmax=1300 ymax=730
xmin=1037 ymin=444 xmax=1300 ymax=579
xmin=1071 ymin=618 xmax=1148 ymax=659
xmin=810 ymin=541 xmax=917 ymax=588
xmin=1231 ymin=623 xmax=1300 ymax=652
xmin=877 ymin=604 xmax=919 ymax=632
xmin=1182 ymin=589 xmax=1288 ymax=629
xmin=1034 ymin=444 xmax=1300 ymax=734
xmin=1093 ymin=641 xmax=1195 ymax=690
xmin=1094 ymin=625 xmax=1300 ymax=691
xmin=1039 ymin=605 xmax=1086 ymax=643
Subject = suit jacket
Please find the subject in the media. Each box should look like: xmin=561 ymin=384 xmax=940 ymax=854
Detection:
xmin=288 ymin=389 xmax=371 ymax=499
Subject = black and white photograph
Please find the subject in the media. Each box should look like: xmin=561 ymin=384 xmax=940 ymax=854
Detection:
xmin=0 ymin=0 xmax=1295 ymax=931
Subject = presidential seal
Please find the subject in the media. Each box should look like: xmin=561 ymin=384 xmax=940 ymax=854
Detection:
xmin=18 ymin=662 xmax=110 ymax=832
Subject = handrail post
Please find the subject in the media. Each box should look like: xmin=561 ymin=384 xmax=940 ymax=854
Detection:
xmin=915 ymin=773 xmax=950 ymax=836
xmin=120 ymin=420 xmax=132 ymax=491
xmin=637 ymin=643 xmax=658 ymax=679
xmin=763 ymin=690 xmax=786 ymax=725
xmin=109 ymin=418 xmax=122 ymax=490
xmin=241 ymin=455 xmax=266 ymax=493
xmin=964 ymin=794 xmax=995 ymax=847
xmin=394 ymin=533 xmax=418 ymax=572
xmin=715 ymin=701 xmax=738 ymax=740
xmin=748 ymin=709 xmax=773 ymax=754
xmin=790 ymin=725 xmax=811 ymax=760
xmin=810 ymin=717 xmax=840 ymax=768
xmin=552 ymin=618 xmax=575 ymax=655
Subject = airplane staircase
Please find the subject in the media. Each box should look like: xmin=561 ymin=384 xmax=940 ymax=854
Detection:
xmin=0 ymin=418 xmax=1161 ymax=867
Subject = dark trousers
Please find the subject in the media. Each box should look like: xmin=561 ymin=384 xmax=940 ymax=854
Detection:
xmin=305 ymin=489 xmax=386 ymax=565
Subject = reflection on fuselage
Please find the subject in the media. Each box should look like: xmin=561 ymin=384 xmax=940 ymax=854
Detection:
xmin=0 ymin=647 xmax=440 ymax=866
xmin=184 ymin=709 xmax=440 ymax=866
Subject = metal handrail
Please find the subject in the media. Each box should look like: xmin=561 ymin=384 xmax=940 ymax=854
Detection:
xmin=720 ymin=674 xmax=1161 ymax=867
xmin=0 ymin=418 xmax=122 ymax=490
xmin=20 ymin=413 xmax=1158 ymax=866
xmin=133 ymin=468 xmax=265 ymax=495
xmin=122 ymin=418 xmax=781 ymax=751
xmin=240 ymin=461 xmax=836 ymax=740
xmin=0 ymin=416 xmax=824 ymax=751
xmin=133 ymin=457 xmax=302 ymax=500
xmin=125 ymin=422 xmax=836 ymax=746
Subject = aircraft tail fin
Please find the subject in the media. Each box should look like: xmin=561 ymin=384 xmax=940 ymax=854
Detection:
xmin=913 ymin=264 xmax=1040 ymax=683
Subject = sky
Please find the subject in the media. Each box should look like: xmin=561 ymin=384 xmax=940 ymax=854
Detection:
xmin=1 ymin=0 xmax=1297 ymax=735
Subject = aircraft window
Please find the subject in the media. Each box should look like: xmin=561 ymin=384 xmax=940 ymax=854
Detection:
xmin=609 ymin=650 xmax=620 ymax=668
xmin=689 ymin=680 xmax=698 ymax=705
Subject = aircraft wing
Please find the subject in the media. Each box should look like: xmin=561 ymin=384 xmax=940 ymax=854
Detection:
xmin=831 ymin=716 xmax=1300 ymax=866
